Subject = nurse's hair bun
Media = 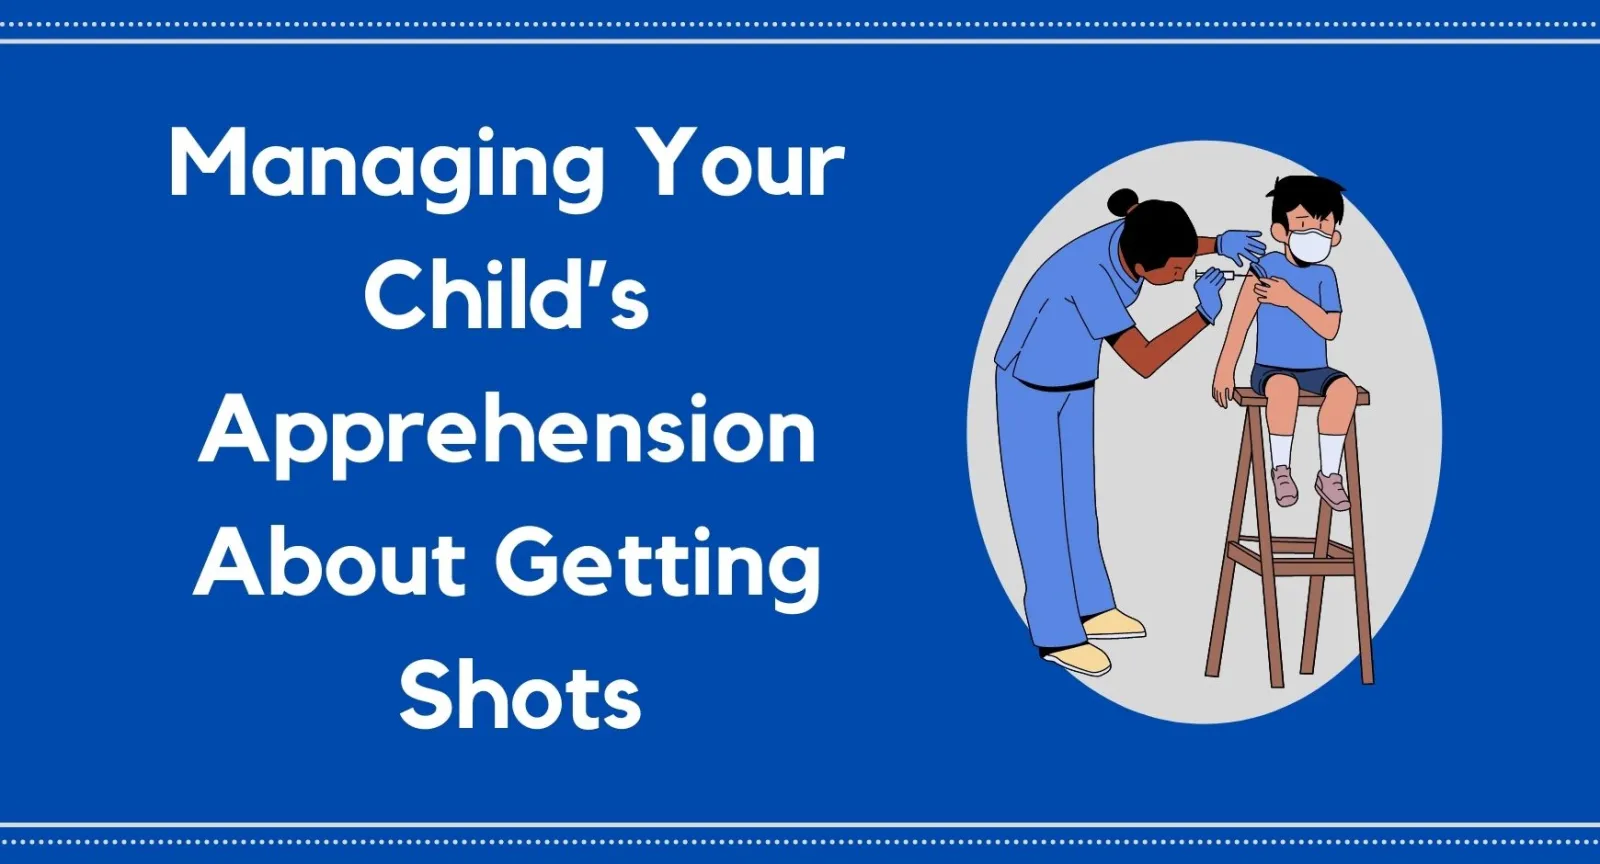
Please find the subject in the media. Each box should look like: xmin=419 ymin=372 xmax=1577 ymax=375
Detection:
xmin=1107 ymin=188 xmax=1139 ymax=217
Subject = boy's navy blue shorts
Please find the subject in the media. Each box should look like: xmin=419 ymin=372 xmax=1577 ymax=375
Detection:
xmin=1250 ymin=363 xmax=1349 ymax=397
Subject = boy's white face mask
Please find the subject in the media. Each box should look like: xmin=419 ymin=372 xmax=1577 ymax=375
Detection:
xmin=1289 ymin=229 xmax=1334 ymax=264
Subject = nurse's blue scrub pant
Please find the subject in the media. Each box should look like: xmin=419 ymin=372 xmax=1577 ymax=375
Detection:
xmin=995 ymin=368 xmax=1116 ymax=648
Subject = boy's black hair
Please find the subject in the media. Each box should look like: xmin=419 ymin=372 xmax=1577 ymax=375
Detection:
xmin=1266 ymin=175 xmax=1346 ymax=226
xmin=1107 ymin=188 xmax=1197 ymax=274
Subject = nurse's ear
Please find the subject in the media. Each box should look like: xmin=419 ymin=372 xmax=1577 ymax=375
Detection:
xmin=1270 ymin=223 xmax=1289 ymax=244
xmin=1331 ymin=229 xmax=1342 ymax=247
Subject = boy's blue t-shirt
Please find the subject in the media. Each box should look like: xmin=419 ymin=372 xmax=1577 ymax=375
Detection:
xmin=1253 ymin=251 xmax=1342 ymax=370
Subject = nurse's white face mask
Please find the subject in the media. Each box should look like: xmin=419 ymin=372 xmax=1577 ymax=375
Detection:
xmin=1289 ymin=229 xmax=1334 ymax=264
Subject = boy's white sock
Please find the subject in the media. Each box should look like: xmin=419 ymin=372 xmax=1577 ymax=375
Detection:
xmin=1320 ymin=434 xmax=1345 ymax=476
xmin=1269 ymin=434 xmax=1293 ymax=468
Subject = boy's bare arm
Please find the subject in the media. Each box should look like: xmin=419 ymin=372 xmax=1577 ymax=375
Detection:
xmin=1212 ymin=277 xmax=1261 ymax=407
xmin=1254 ymin=277 xmax=1341 ymax=339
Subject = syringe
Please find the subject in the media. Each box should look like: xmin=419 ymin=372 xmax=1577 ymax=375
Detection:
xmin=1197 ymin=264 xmax=1267 ymax=282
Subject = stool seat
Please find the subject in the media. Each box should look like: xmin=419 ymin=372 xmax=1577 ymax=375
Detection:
xmin=1232 ymin=387 xmax=1370 ymax=408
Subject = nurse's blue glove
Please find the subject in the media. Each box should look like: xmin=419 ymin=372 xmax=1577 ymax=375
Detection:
xmin=1193 ymin=268 xmax=1226 ymax=324
xmin=1217 ymin=230 xmax=1267 ymax=267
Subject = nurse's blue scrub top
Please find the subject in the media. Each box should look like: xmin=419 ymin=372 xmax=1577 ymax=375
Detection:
xmin=993 ymin=219 xmax=1141 ymax=388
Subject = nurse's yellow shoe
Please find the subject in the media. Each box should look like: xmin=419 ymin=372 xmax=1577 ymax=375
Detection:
xmin=1083 ymin=609 xmax=1146 ymax=640
xmin=1041 ymin=643 xmax=1112 ymax=677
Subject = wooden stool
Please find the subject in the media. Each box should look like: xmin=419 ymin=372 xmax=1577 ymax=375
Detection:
xmin=1203 ymin=386 xmax=1373 ymax=688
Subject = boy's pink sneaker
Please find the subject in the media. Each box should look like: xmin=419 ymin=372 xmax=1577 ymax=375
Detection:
xmin=1315 ymin=472 xmax=1352 ymax=512
xmin=1272 ymin=466 xmax=1298 ymax=507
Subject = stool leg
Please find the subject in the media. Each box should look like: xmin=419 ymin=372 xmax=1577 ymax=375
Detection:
xmin=1300 ymin=502 xmax=1333 ymax=675
xmin=1246 ymin=407 xmax=1285 ymax=689
xmin=1206 ymin=411 xmax=1255 ymax=677
xmin=1345 ymin=415 xmax=1375 ymax=684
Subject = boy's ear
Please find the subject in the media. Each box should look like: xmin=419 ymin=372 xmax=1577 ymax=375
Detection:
xmin=1270 ymin=223 xmax=1289 ymax=244
xmin=1331 ymin=229 xmax=1342 ymax=247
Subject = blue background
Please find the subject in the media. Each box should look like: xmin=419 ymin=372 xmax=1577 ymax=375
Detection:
xmin=2 ymin=1 xmax=1596 ymax=855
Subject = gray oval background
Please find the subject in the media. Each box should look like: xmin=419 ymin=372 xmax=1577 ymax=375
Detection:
xmin=967 ymin=141 xmax=1441 ymax=723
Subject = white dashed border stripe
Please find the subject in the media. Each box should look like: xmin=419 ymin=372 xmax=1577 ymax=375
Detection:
xmin=1 ymin=19 xmax=1597 ymax=30
xmin=2 ymin=836 xmax=1600 ymax=847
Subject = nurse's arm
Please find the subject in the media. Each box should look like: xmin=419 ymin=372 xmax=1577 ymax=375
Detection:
xmin=1195 ymin=236 xmax=1219 ymax=257
xmin=1106 ymin=312 xmax=1209 ymax=379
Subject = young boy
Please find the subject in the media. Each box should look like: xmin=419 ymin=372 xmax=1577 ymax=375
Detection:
xmin=1211 ymin=175 xmax=1357 ymax=511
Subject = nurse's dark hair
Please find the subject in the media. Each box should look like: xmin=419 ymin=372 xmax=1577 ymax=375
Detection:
xmin=1267 ymin=175 xmax=1347 ymax=226
xmin=1106 ymin=188 xmax=1198 ymax=274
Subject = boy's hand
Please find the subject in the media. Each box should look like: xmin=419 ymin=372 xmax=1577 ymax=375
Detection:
xmin=1254 ymin=276 xmax=1297 ymax=307
xmin=1211 ymin=368 xmax=1234 ymax=408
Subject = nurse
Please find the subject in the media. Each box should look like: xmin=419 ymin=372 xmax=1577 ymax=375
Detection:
xmin=994 ymin=188 xmax=1264 ymax=677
